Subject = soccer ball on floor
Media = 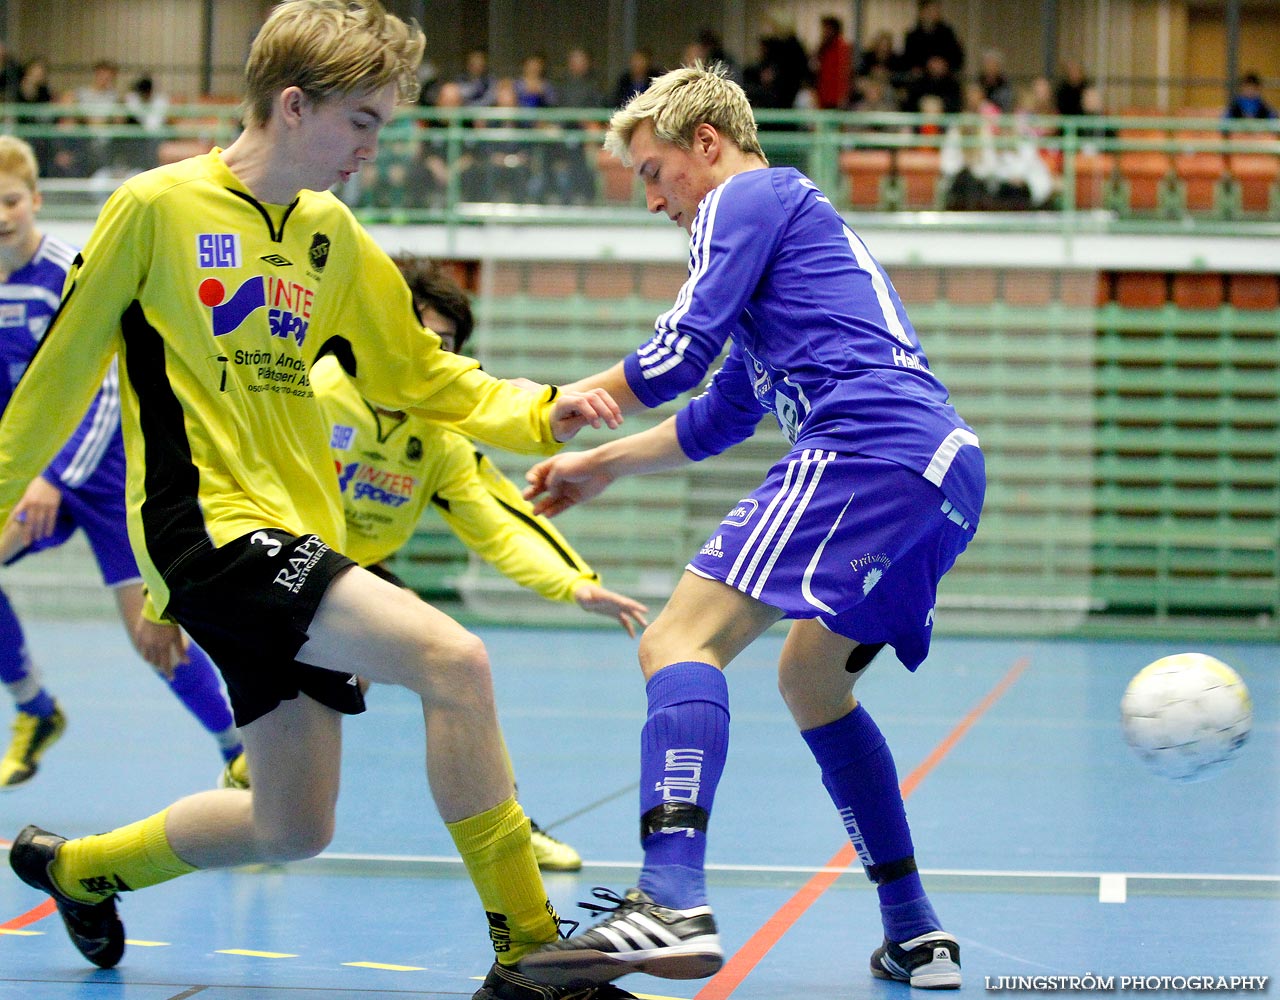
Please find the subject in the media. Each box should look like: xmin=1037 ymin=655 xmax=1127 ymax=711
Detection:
xmin=1120 ymin=652 xmax=1252 ymax=782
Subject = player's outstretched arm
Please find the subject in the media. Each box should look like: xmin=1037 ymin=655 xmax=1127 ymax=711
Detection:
xmin=571 ymin=582 xmax=650 ymax=638
xmin=548 ymin=386 xmax=623 ymax=442
xmin=524 ymin=414 xmax=689 ymax=518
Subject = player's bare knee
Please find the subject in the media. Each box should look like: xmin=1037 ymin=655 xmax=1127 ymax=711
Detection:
xmin=255 ymin=816 xmax=335 ymax=863
xmin=423 ymin=633 xmax=495 ymax=711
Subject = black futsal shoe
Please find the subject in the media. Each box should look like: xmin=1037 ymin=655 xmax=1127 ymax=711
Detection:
xmin=8 ymin=824 xmax=126 ymax=969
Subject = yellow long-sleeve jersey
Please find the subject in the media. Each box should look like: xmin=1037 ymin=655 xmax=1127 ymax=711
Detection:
xmin=313 ymin=357 xmax=598 ymax=603
xmin=0 ymin=151 xmax=563 ymax=615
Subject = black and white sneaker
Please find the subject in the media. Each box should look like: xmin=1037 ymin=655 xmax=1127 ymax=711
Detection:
xmin=870 ymin=930 xmax=961 ymax=989
xmin=472 ymin=961 xmax=640 ymax=999
xmin=8 ymin=825 xmax=126 ymax=969
xmin=519 ymin=887 xmax=723 ymax=986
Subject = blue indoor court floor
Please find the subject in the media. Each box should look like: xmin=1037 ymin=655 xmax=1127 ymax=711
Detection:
xmin=1 ymin=621 xmax=1276 ymax=999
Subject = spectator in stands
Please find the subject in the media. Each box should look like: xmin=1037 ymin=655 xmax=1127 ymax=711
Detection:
xmin=696 ymin=30 xmax=741 ymax=84
xmin=858 ymin=30 xmax=898 ymax=82
xmin=515 ymin=52 xmax=557 ymax=110
xmin=69 ymin=59 xmax=125 ymax=175
xmin=941 ymin=83 xmax=999 ymax=209
xmin=1018 ymin=76 xmax=1058 ymax=135
xmin=614 ymin=49 xmax=659 ymax=109
xmin=1054 ymin=60 xmax=1088 ymax=116
xmin=16 ymin=57 xmax=57 ymax=169
xmin=978 ymin=48 xmax=1014 ymax=113
xmin=558 ymin=46 xmax=605 ymax=109
xmin=1225 ymin=71 xmax=1277 ymax=120
xmin=850 ymin=75 xmax=900 ymax=117
xmin=456 ymin=47 xmax=495 ymax=107
xmin=477 ymin=77 xmax=536 ymax=203
xmin=755 ymin=14 xmax=810 ymax=110
xmin=0 ymin=39 xmax=21 ymax=101
xmin=902 ymin=0 xmax=965 ymax=79
xmin=904 ymin=53 xmax=962 ymax=113
xmin=813 ymin=15 xmax=853 ymax=110
xmin=551 ymin=47 xmax=606 ymax=205
xmin=1077 ymin=84 xmax=1116 ymax=154
xmin=121 ymin=75 xmax=170 ymax=170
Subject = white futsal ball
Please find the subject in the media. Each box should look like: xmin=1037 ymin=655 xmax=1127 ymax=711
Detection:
xmin=1120 ymin=653 xmax=1252 ymax=782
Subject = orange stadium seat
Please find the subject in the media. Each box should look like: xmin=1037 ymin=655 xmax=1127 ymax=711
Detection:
xmin=1070 ymin=151 xmax=1116 ymax=209
xmin=1228 ymin=273 xmax=1280 ymax=310
xmin=1226 ymin=132 xmax=1280 ymax=214
xmin=894 ymin=148 xmax=943 ymax=210
xmin=943 ymin=267 xmax=999 ymax=305
xmin=1114 ymin=271 xmax=1168 ymax=309
xmin=1001 ymin=269 xmax=1056 ymax=308
xmin=1170 ymin=272 xmax=1225 ymax=310
xmin=1172 ymin=129 xmax=1228 ymax=213
xmin=595 ymin=147 xmax=636 ymax=204
xmin=888 ymin=267 xmax=941 ymax=306
xmin=838 ymin=148 xmax=892 ymax=209
xmin=1117 ymin=149 xmax=1173 ymax=212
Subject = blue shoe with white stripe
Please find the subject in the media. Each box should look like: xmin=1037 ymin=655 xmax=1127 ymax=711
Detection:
xmin=518 ymin=887 xmax=723 ymax=986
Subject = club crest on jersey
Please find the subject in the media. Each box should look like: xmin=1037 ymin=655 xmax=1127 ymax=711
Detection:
xmin=406 ymin=436 xmax=423 ymax=462
xmin=197 ymin=233 xmax=241 ymax=269
xmin=199 ymin=275 xmax=314 ymax=345
xmin=309 ymin=233 xmax=330 ymax=272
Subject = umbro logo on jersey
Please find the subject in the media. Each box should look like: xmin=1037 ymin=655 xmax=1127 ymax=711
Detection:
xmin=699 ymin=535 xmax=725 ymax=558
xmin=260 ymin=253 xmax=293 ymax=267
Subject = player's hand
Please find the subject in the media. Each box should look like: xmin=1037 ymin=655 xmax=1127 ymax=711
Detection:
xmin=523 ymin=450 xmax=613 ymax=517
xmin=548 ymin=387 xmax=621 ymax=443
xmin=11 ymin=476 xmax=64 ymax=547
xmin=133 ymin=619 xmax=189 ymax=679
xmin=573 ymin=582 xmax=649 ymax=638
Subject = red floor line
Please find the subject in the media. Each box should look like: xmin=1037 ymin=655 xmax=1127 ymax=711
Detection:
xmin=0 ymin=896 xmax=56 ymax=931
xmin=694 ymin=655 xmax=1032 ymax=1000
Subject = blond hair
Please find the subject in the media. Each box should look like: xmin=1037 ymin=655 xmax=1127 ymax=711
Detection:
xmin=0 ymin=136 xmax=38 ymax=190
xmin=243 ymin=0 xmax=425 ymax=128
xmin=604 ymin=62 xmax=764 ymax=166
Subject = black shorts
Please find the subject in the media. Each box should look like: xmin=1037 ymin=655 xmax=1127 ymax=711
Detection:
xmin=164 ymin=529 xmax=366 ymax=727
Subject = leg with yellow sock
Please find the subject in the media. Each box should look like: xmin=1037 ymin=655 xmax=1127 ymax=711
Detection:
xmin=8 ymin=692 xmax=344 ymax=969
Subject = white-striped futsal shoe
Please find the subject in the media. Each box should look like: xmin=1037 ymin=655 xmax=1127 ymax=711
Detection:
xmin=518 ymin=887 xmax=723 ymax=986
xmin=870 ymin=930 xmax=962 ymax=988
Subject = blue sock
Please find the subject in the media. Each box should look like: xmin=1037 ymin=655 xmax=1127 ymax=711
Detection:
xmin=165 ymin=643 xmax=242 ymax=761
xmin=801 ymin=703 xmax=941 ymax=943
xmin=0 ymin=588 xmax=55 ymax=718
xmin=636 ymin=661 xmax=729 ymax=910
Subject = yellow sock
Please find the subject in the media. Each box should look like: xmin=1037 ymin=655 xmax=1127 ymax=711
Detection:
xmin=51 ymin=808 xmax=196 ymax=903
xmin=447 ymin=797 xmax=558 ymax=964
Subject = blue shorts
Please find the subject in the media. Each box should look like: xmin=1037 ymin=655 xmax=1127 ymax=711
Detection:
xmin=4 ymin=439 xmax=140 ymax=588
xmin=685 ymin=448 xmax=980 ymax=671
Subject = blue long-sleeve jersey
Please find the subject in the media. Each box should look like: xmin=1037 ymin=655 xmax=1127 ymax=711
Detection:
xmin=622 ymin=167 xmax=983 ymax=524
xmin=0 ymin=234 xmax=121 ymax=490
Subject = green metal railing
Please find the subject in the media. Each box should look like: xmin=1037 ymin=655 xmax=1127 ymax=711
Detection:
xmin=6 ymin=102 xmax=1279 ymax=232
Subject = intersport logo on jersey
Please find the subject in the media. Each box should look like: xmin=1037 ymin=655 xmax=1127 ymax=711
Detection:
xmin=198 ymin=275 xmax=314 ymax=345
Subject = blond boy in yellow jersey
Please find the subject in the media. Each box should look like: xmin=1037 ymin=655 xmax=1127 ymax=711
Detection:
xmin=1 ymin=5 xmax=634 ymax=999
